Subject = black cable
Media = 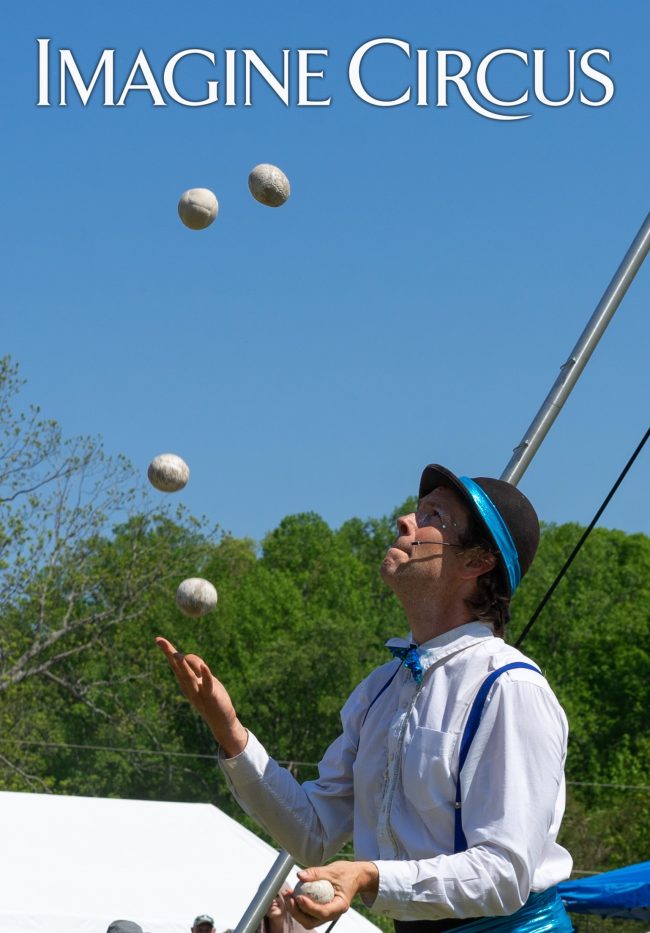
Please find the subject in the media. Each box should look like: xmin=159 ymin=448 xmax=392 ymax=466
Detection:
xmin=515 ymin=426 xmax=649 ymax=648
xmin=324 ymin=918 xmax=342 ymax=933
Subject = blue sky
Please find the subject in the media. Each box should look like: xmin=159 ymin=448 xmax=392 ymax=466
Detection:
xmin=4 ymin=1 xmax=649 ymax=543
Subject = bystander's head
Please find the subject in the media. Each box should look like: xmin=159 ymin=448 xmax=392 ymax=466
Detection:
xmin=192 ymin=914 xmax=216 ymax=933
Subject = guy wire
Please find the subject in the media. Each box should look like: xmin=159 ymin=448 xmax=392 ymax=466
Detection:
xmin=515 ymin=425 xmax=649 ymax=648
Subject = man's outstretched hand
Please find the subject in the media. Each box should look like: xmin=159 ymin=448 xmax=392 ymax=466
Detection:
xmin=155 ymin=637 xmax=248 ymax=758
xmin=285 ymin=861 xmax=379 ymax=930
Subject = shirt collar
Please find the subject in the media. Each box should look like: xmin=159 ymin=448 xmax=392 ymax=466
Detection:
xmin=385 ymin=622 xmax=494 ymax=672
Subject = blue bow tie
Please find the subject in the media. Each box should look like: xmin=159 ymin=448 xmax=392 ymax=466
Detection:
xmin=387 ymin=643 xmax=424 ymax=684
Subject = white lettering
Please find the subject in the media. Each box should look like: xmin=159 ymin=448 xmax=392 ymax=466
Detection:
xmin=116 ymin=50 xmax=165 ymax=107
xmin=59 ymin=48 xmax=115 ymax=106
xmin=476 ymin=49 xmax=529 ymax=107
xmin=533 ymin=49 xmax=576 ymax=106
xmin=33 ymin=42 xmax=615 ymax=116
xmin=37 ymin=38 xmax=50 ymax=106
xmin=297 ymin=50 xmax=331 ymax=106
xmin=416 ymin=49 xmax=428 ymax=106
xmin=225 ymin=49 xmax=236 ymax=106
xmin=579 ymin=49 xmax=614 ymax=106
xmin=163 ymin=49 xmax=218 ymax=106
xmin=243 ymin=49 xmax=290 ymax=106
xmin=349 ymin=38 xmax=411 ymax=107
xmin=437 ymin=50 xmax=528 ymax=121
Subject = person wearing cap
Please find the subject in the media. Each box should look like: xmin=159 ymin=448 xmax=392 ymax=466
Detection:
xmin=192 ymin=915 xmax=216 ymax=933
xmin=157 ymin=465 xmax=573 ymax=933
xmin=106 ymin=922 xmax=146 ymax=933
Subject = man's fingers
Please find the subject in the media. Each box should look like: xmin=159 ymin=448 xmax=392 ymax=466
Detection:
xmin=199 ymin=661 xmax=218 ymax=693
xmin=155 ymin=636 xmax=178 ymax=659
xmin=157 ymin=642 xmax=210 ymax=685
xmin=156 ymin=639 xmax=193 ymax=688
xmin=184 ymin=653 xmax=205 ymax=677
xmin=155 ymin=643 xmax=206 ymax=701
xmin=294 ymin=897 xmax=329 ymax=920
xmin=286 ymin=896 xmax=332 ymax=930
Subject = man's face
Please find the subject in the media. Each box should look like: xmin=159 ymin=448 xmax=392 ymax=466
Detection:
xmin=380 ymin=485 xmax=470 ymax=590
xmin=193 ymin=925 xmax=214 ymax=933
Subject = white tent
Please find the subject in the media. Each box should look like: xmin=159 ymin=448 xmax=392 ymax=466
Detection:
xmin=0 ymin=791 xmax=381 ymax=933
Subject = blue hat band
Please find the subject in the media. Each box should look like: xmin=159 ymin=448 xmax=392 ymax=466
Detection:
xmin=458 ymin=476 xmax=521 ymax=594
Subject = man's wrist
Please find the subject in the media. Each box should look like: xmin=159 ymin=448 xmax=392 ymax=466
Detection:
xmin=357 ymin=861 xmax=379 ymax=897
xmin=215 ymin=721 xmax=249 ymax=759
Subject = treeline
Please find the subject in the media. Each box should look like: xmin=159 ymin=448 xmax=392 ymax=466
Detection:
xmin=1 ymin=358 xmax=648 ymax=932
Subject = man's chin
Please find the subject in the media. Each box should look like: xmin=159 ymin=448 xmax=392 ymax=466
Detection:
xmin=380 ymin=553 xmax=409 ymax=585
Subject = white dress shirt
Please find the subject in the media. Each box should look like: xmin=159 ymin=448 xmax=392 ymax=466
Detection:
xmin=220 ymin=622 xmax=572 ymax=921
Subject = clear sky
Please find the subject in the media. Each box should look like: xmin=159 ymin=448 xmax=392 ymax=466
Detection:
xmin=4 ymin=0 xmax=649 ymax=543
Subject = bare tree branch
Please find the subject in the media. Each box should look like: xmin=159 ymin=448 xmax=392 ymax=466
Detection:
xmin=0 ymin=751 xmax=52 ymax=793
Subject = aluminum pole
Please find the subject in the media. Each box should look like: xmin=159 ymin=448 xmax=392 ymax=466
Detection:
xmin=234 ymin=849 xmax=296 ymax=933
xmin=501 ymin=211 xmax=650 ymax=485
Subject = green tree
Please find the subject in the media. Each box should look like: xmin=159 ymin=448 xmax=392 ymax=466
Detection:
xmin=0 ymin=357 xmax=218 ymax=793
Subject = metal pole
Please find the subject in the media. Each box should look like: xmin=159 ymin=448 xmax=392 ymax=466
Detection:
xmin=234 ymin=849 xmax=296 ymax=933
xmin=501 ymin=211 xmax=650 ymax=485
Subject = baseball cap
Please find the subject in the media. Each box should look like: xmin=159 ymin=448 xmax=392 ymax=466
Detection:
xmin=107 ymin=922 xmax=144 ymax=933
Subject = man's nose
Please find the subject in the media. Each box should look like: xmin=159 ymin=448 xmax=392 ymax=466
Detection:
xmin=396 ymin=513 xmax=417 ymax=536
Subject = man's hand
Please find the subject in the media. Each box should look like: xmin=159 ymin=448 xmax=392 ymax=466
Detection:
xmin=285 ymin=861 xmax=379 ymax=930
xmin=155 ymin=637 xmax=248 ymax=758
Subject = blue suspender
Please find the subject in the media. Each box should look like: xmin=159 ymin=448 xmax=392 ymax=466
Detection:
xmin=454 ymin=662 xmax=542 ymax=854
xmin=360 ymin=661 xmax=402 ymax=731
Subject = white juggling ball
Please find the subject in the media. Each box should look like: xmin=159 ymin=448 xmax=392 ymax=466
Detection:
xmin=178 ymin=188 xmax=219 ymax=229
xmin=147 ymin=454 xmax=190 ymax=493
xmin=293 ymin=880 xmax=335 ymax=905
xmin=248 ymin=164 xmax=291 ymax=207
xmin=175 ymin=578 xmax=218 ymax=618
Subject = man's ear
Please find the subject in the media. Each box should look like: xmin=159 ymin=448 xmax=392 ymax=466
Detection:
xmin=458 ymin=550 xmax=497 ymax=580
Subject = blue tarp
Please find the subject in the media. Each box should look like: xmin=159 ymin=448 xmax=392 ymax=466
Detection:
xmin=558 ymin=861 xmax=650 ymax=921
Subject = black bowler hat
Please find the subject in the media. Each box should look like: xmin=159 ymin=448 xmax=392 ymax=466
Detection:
xmin=419 ymin=464 xmax=540 ymax=597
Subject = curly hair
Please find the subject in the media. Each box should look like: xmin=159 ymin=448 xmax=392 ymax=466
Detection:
xmin=456 ymin=517 xmax=511 ymax=638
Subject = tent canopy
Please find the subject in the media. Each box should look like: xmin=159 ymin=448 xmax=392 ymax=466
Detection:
xmin=558 ymin=861 xmax=650 ymax=922
xmin=0 ymin=791 xmax=381 ymax=933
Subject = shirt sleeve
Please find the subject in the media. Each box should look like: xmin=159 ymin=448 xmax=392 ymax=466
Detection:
xmin=219 ymin=679 xmax=372 ymax=867
xmin=371 ymin=677 xmax=570 ymax=920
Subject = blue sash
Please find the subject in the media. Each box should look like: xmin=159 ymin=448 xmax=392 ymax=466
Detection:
xmin=451 ymin=887 xmax=573 ymax=932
